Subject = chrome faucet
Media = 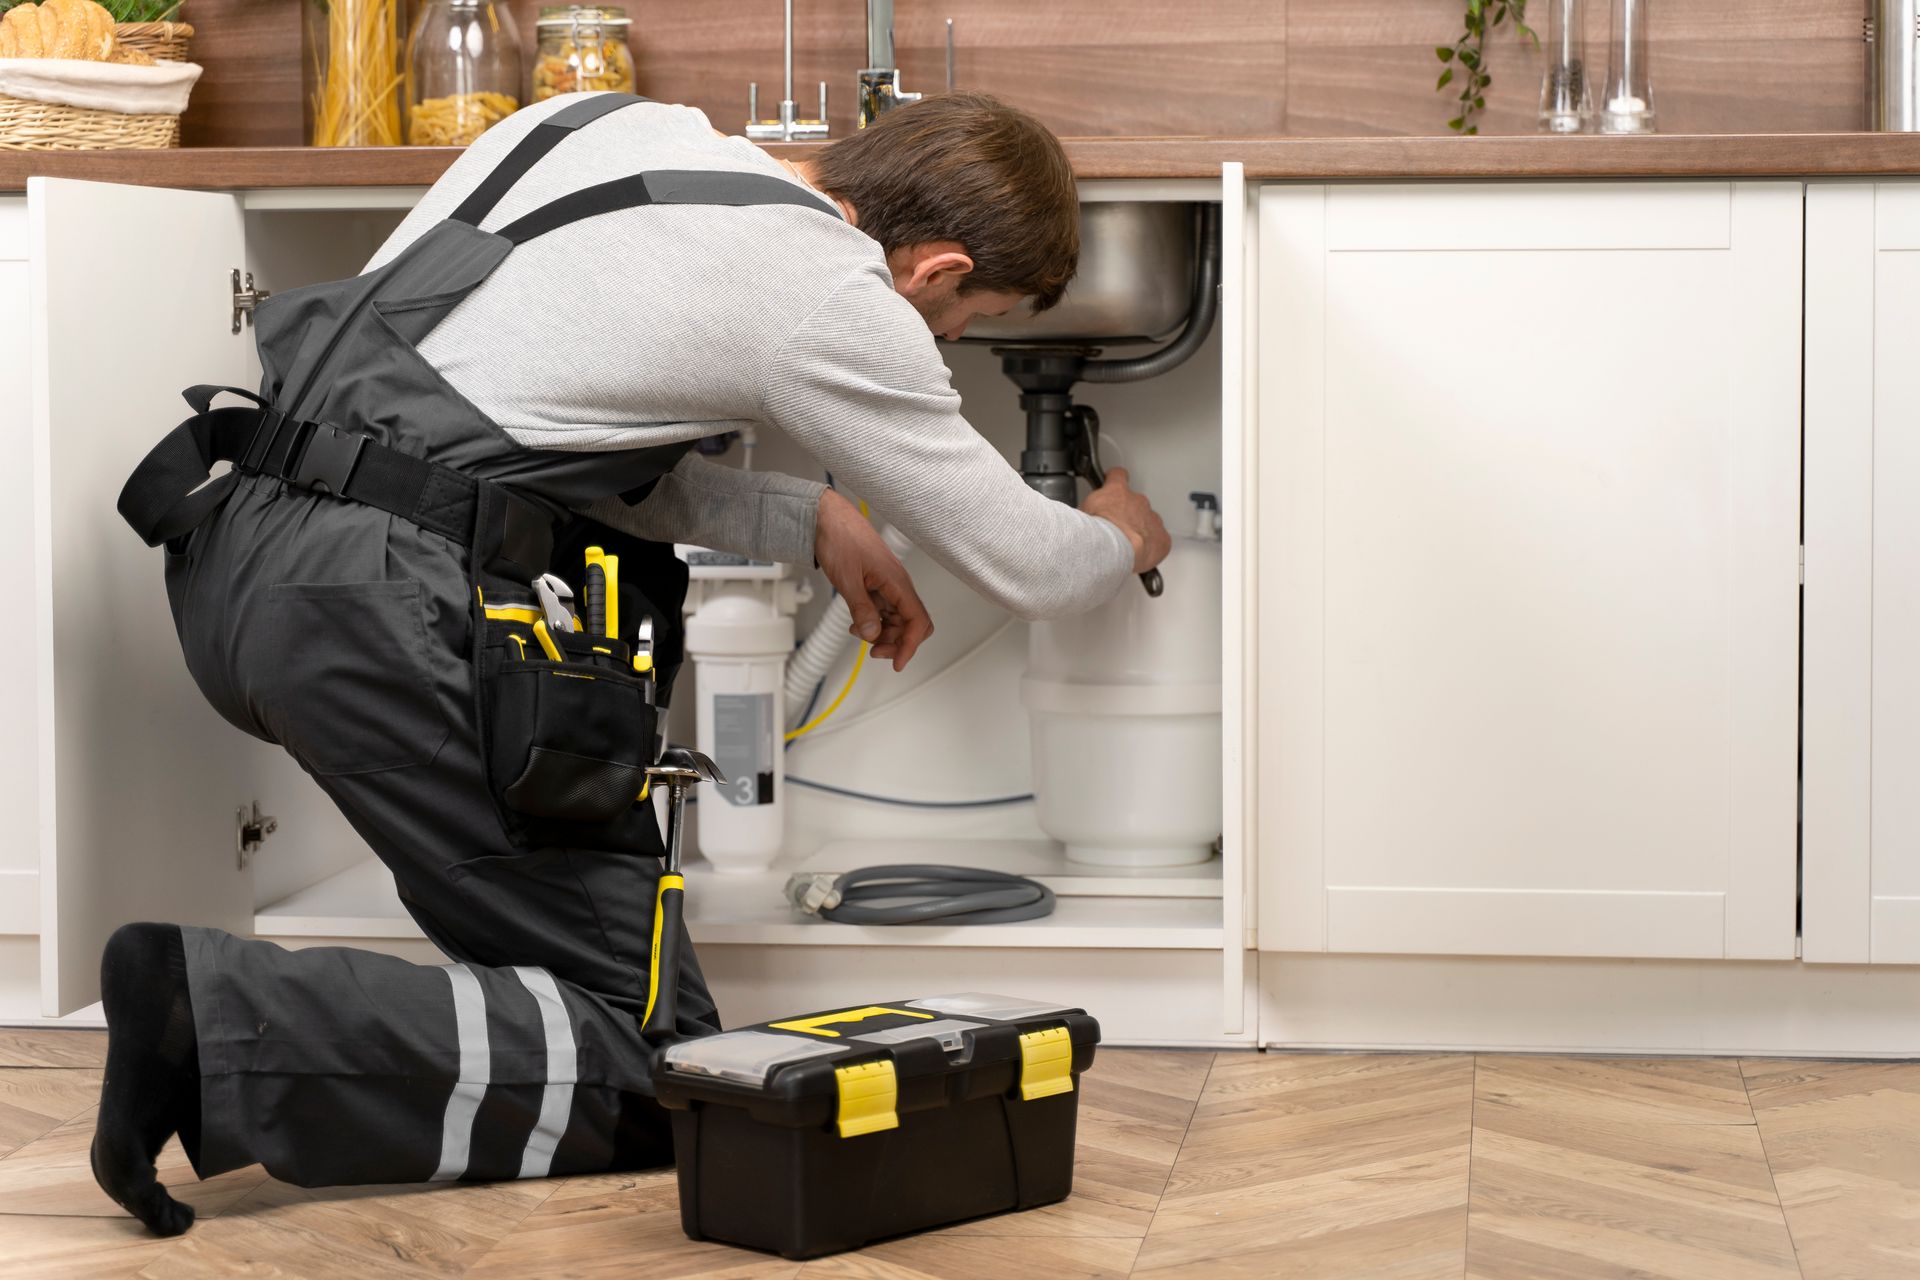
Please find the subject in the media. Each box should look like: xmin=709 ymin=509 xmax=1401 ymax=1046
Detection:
xmin=860 ymin=6 xmax=954 ymax=127
xmin=747 ymin=0 xmax=829 ymax=141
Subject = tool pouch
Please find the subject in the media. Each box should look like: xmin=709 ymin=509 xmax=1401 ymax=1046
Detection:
xmin=471 ymin=497 xmax=693 ymax=855
xmin=478 ymin=608 xmax=663 ymax=852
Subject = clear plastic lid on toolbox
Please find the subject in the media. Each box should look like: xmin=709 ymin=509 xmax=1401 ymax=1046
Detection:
xmin=905 ymin=993 xmax=1073 ymax=1021
xmin=662 ymin=1030 xmax=851 ymax=1086
xmin=852 ymin=1019 xmax=983 ymax=1051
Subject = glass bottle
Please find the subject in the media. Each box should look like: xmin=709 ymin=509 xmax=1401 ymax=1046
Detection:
xmin=1598 ymin=0 xmax=1656 ymax=134
xmin=405 ymin=1 xmax=524 ymax=147
xmin=532 ymin=6 xmax=636 ymax=103
xmin=304 ymin=0 xmax=405 ymax=148
xmin=1538 ymin=0 xmax=1591 ymax=134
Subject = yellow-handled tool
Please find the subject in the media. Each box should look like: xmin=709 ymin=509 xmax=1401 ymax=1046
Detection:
xmin=602 ymin=552 xmax=619 ymax=641
xmin=583 ymin=547 xmax=608 ymax=639
xmin=639 ymin=746 xmax=726 ymax=1039
xmin=633 ymin=614 xmax=654 ymax=675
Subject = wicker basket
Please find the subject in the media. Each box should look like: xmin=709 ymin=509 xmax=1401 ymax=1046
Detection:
xmin=0 ymin=21 xmax=196 ymax=151
xmin=0 ymin=94 xmax=180 ymax=149
xmin=113 ymin=21 xmax=194 ymax=63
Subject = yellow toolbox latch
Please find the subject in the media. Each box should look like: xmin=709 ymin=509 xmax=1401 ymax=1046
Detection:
xmin=834 ymin=1060 xmax=899 ymax=1138
xmin=1018 ymin=1026 xmax=1075 ymax=1101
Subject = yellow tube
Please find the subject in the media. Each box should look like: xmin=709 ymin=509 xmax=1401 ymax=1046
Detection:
xmin=785 ymin=643 xmax=867 ymax=742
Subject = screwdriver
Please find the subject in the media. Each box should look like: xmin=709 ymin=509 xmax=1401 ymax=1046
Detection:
xmin=583 ymin=547 xmax=609 ymax=639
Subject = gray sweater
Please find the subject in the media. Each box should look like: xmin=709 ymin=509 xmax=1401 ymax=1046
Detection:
xmin=365 ymin=95 xmax=1133 ymax=620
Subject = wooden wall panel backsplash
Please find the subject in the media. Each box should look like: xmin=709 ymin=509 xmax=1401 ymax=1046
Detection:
xmin=176 ymin=0 xmax=303 ymax=147
xmin=1287 ymin=0 xmax=1867 ymax=137
xmin=173 ymin=0 xmax=1868 ymax=149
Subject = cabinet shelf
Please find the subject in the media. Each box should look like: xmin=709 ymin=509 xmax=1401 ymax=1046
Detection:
xmin=254 ymin=850 xmax=1225 ymax=951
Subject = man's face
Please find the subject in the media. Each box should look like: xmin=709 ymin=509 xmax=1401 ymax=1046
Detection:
xmin=907 ymin=282 xmax=1027 ymax=342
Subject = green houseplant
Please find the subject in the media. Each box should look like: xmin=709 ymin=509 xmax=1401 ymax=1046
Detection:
xmin=0 ymin=0 xmax=182 ymax=17
xmin=1435 ymin=0 xmax=1538 ymax=133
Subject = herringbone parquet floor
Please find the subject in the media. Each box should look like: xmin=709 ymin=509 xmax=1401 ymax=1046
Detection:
xmin=1 ymin=1031 xmax=1916 ymax=1278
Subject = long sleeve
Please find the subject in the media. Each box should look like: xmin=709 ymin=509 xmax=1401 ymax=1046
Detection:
xmin=759 ymin=267 xmax=1135 ymax=621
xmin=577 ymin=452 xmax=824 ymax=565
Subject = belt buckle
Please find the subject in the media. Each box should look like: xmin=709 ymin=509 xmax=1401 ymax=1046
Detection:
xmin=289 ymin=423 xmax=367 ymax=496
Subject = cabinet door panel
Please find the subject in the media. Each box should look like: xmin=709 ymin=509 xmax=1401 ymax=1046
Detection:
xmin=1807 ymin=179 xmax=1920 ymax=965
xmin=1258 ymin=182 xmax=1801 ymax=961
xmin=1801 ymin=184 xmax=1876 ymax=964
xmin=31 ymin=179 xmax=257 ymax=1013
xmin=1871 ymin=184 xmax=1920 ymax=961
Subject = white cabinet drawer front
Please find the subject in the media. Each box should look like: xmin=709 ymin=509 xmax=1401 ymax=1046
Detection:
xmin=1325 ymin=182 xmax=1732 ymax=253
xmin=1258 ymin=182 xmax=1801 ymax=961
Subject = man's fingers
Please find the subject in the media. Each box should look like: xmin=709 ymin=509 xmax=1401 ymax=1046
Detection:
xmin=842 ymin=588 xmax=884 ymax=642
xmin=1104 ymin=466 xmax=1130 ymax=490
xmin=868 ymin=571 xmax=931 ymax=672
xmin=891 ymin=610 xmax=933 ymax=671
xmin=876 ymin=582 xmax=932 ymax=671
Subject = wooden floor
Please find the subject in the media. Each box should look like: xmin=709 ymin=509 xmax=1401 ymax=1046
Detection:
xmin=1 ymin=1031 xmax=1917 ymax=1278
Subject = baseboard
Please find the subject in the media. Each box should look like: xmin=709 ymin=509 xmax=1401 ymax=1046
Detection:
xmin=1260 ymin=951 xmax=1920 ymax=1057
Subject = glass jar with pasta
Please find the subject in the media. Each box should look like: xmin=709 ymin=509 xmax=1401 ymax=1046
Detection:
xmin=532 ymin=6 xmax=635 ymax=103
xmin=405 ymin=0 xmax=523 ymax=147
xmin=304 ymin=0 xmax=405 ymax=147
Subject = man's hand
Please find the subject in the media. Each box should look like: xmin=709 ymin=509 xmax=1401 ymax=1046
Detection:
xmin=815 ymin=489 xmax=933 ymax=671
xmin=1081 ymin=468 xmax=1172 ymax=575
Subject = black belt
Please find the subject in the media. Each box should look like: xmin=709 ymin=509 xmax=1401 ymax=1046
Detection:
xmin=118 ymin=385 xmax=554 ymax=574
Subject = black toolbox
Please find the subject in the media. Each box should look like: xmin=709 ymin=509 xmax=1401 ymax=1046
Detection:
xmin=653 ymin=993 xmax=1101 ymax=1259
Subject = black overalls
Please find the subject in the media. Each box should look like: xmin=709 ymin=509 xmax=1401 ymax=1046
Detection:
xmin=116 ymin=94 xmax=841 ymax=1187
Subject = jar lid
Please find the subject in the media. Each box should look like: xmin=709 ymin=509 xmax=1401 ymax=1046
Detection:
xmin=537 ymin=5 xmax=630 ymax=27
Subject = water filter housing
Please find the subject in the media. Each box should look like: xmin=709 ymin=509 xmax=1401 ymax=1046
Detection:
xmin=679 ymin=548 xmax=807 ymax=873
xmin=1022 ymin=506 xmax=1223 ymax=867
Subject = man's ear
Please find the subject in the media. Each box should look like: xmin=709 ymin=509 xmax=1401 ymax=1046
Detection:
xmin=890 ymin=241 xmax=974 ymax=296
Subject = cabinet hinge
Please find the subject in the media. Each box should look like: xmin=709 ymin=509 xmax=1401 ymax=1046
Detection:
xmin=1798 ymin=545 xmax=1806 ymax=585
xmin=231 ymin=269 xmax=271 ymax=335
xmin=236 ymin=801 xmax=278 ymax=870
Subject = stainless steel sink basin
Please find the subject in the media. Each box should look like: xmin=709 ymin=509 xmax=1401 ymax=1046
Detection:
xmin=961 ymin=202 xmax=1197 ymax=344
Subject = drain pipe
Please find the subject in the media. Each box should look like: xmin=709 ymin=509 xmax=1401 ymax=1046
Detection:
xmin=1080 ymin=204 xmax=1222 ymax=384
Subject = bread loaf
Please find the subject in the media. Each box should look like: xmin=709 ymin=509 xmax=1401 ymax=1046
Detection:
xmin=2 ymin=5 xmax=45 ymax=59
xmin=0 ymin=1 xmax=140 ymax=63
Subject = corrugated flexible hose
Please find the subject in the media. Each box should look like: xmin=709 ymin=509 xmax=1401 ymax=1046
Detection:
xmin=785 ymin=864 xmax=1057 ymax=925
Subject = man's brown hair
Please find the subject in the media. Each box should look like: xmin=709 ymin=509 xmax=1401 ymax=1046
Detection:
xmin=808 ymin=91 xmax=1079 ymax=311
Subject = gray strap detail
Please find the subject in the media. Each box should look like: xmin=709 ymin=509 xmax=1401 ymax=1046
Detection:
xmin=642 ymin=169 xmax=842 ymax=220
xmin=448 ymin=92 xmax=650 ymax=229
xmin=430 ymin=963 xmax=491 ymax=1182
xmin=548 ymin=91 xmax=649 ymax=129
xmin=497 ymin=167 xmax=844 ymax=247
xmin=511 ymin=967 xmax=578 ymax=1180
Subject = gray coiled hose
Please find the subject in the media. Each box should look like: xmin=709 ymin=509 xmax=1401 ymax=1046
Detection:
xmin=785 ymin=864 xmax=1056 ymax=925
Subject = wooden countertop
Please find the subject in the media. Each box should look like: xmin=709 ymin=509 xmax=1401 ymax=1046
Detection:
xmin=5 ymin=133 xmax=1920 ymax=192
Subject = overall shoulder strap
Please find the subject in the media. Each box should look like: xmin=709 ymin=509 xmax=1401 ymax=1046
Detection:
xmin=495 ymin=168 xmax=842 ymax=246
xmin=445 ymin=91 xmax=844 ymax=245
xmin=448 ymin=91 xmax=649 ymax=229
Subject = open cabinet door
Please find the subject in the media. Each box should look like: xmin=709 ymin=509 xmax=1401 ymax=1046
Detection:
xmin=31 ymin=178 xmax=256 ymax=1014
xmin=1219 ymin=162 xmax=1252 ymax=1034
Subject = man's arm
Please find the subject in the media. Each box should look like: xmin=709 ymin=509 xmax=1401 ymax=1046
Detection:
xmin=576 ymin=452 xmax=824 ymax=564
xmin=761 ymin=268 xmax=1136 ymax=622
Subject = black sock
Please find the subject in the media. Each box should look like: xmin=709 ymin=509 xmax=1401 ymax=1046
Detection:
xmin=91 ymin=923 xmax=201 ymax=1237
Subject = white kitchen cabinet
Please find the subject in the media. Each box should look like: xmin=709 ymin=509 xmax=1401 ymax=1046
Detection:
xmin=1255 ymin=181 xmax=1803 ymax=962
xmin=2 ymin=174 xmax=1257 ymax=1042
xmin=1804 ymin=181 xmax=1920 ymax=964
